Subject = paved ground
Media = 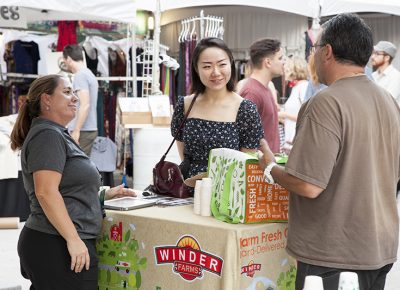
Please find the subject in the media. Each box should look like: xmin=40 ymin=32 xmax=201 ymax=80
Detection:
xmin=1 ymin=200 xmax=399 ymax=289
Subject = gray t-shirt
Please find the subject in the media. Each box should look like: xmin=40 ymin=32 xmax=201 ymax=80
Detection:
xmin=285 ymin=75 xmax=400 ymax=269
xmin=68 ymin=67 xmax=99 ymax=131
xmin=21 ymin=118 xmax=102 ymax=239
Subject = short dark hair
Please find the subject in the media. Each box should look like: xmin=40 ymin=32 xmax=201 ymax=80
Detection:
xmin=63 ymin=44 xmax=84 ymax=61
xmin=190 ymin=37 xmax=236 ymax=95
xmin=250 ymin=38 xmax=281 ymax=69
xmin=320 ymin=13 xmax=373 ymax=67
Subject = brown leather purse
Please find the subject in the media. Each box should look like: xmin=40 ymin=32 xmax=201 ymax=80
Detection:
xmin=150 ymin=95 xmax=198 ymax=198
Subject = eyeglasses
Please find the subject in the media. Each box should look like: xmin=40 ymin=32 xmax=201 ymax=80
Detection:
xmin=372 ymin=51 xmax=387 ymax=56
xmin=310 ymin=44 xmax=325 ymax=54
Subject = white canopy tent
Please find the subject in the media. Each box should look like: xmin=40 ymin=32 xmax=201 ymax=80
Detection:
xmin=137 ymin=0 xmax=400 ymax=71
xmin=0 ymin=0 xmax=136 ymax=24
xmin=0 ymin=0 xmax=140 ymax=93
xmin=320 ymin=0 xmax=400 ymax=17
xmin=138 ymin=0 xmax=400 ymax=18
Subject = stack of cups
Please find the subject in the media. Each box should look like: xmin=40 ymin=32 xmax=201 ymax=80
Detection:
xmin=303 ymin=275 xmax=324 ymax=290
xmin=200 ymin=177 xmax=213 ymax=216
xmin=193 ymin=180 xmax=202 ymax=215
xmin=193 ymin=177 xmax=213 ymax=216
xmin=338 ymin=272 xmax=359 ymax=290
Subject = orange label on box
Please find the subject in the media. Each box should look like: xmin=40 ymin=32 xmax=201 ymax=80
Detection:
xmin=245 ymin=163 xmax=289 ymax=223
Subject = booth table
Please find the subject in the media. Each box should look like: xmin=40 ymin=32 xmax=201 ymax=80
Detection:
xmin=97 ymin=205 xmax=296 ymax=290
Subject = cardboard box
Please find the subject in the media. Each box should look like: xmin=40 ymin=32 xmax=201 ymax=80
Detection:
xmin=208 ymin=148 xmax=289 ymax=224
xmin=118 ymin=97 xmax=152 ymax=125
xmin=120 ymin=111 xmax=152 ymax=124
xmin=152 ymin=116 xmax=171 ymax=126
xmin=148 ymin=95 xmax=171 ymax=126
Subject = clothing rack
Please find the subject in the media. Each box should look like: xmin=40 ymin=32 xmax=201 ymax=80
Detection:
xmin=179 ymin=10 xmax=224 ymax=42
xmin=3 ymin=73 xmax=151 ymax=82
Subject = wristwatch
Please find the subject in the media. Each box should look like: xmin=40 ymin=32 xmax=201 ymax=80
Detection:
xmin=263 ymin=162 xmax=277 ymax=184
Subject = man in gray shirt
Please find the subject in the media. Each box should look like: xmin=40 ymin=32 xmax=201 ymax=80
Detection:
xmin=63 ymin=44 xmax=99 ymax=156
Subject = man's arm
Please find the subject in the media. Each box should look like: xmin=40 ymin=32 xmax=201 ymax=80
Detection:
xmin=71 ymin=90 xmax=90 ymax=143
xmin=259 ymin=139 xmax=324 ymax=198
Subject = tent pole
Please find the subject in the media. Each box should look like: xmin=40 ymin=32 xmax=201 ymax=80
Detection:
xmin=125 ymin=25 xmax=130 ymax=97
xmin=131 ymin=23 xmax=137 ymax=97
xmin=152 ymin=0 xmax=161 ymax=95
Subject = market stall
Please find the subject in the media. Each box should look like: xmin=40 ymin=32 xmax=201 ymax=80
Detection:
xmin=98 ymin=205 xmax=296 ymax=290
xmin=0 ymin=1 xmax=138 ymax=219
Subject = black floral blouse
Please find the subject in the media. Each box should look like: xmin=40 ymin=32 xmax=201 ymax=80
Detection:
xmin=171 ymin=96 xmax=263 ymax=178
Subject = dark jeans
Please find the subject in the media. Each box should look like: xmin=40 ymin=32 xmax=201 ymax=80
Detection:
xmin=296 ymin=261 xmax=393 ymax=290
xmin=18 ymin=227 xmax=98 ymax=290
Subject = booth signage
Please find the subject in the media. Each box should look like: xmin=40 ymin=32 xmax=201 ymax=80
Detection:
xmin=0 ymin=6 xmax=27 ymax=28
xmin=241 ymin=260 xmax=262 ymax=278
xmin=154 ymin=235 xmax=224 ymax=281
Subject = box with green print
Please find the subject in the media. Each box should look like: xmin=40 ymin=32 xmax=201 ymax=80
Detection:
xmin=208 ymin=148 xmax=289 ymax=224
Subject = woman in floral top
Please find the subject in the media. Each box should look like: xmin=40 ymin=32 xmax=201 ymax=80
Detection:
xmin=171 ymin=38 xmax=263 ymax=186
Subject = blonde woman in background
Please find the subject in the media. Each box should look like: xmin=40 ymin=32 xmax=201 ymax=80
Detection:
xmin=304 ymin=52 xmax=327 ymax=102
xmin=279 ymin=56 xmax=309 ymax=152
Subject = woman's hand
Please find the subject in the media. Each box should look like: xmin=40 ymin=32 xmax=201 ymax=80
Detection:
xmin=105 ymin=184 xmax=137 ymax=200
xmin=67 ymin=237 xmax=90 ymax=273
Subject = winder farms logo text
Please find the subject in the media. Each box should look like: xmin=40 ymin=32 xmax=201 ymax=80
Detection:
xmin=241 ymin=260 xmax=261 ymax=278
xmin=154 ymin=235 xmax=224 ymax=281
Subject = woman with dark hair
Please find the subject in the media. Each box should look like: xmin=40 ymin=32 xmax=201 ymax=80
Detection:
xmin=171 ymin=38 xmax=263 ymax=187
xmin=10 ymin=74 xmax=135 ymax=289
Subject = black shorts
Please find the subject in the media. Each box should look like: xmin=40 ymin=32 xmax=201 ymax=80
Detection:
xmin=296 ymin=260 xmax=393 ymax=290
xmin=18 ymin=226 xmax=98 ymax=290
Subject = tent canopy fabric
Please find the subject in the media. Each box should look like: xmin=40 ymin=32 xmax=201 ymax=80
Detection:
xmin=138 ymin=0 xmax=320 ymax=17
xmin=321 ymin=0 xmax=400 ymax=17
xmin=138 ymin=0 xmax=400 ymax=18
xmin=0 ymin=0 xmax=136 ymax=23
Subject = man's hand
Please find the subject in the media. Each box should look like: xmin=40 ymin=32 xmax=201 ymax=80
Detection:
xmin=258 ymin=138 xmax=276 ymax=170
xmin=71 ymin=130 xmax=80 ymax=144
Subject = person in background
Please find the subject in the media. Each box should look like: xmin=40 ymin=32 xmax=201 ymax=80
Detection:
xmin=235 ymin=60 xmax=253 ymax=92
xmin=171 ymin=37 xmax=263 ymax=187
xmin=10 ymin=75 xmax=135 ymax=290
xmin=279 ymin=56 xmax=309 ymax=153
xmin=304 ymin=52 xmax=327 ymax=102
xmin=370 ymin=40 xmax=400 ymax=106
xmin=63 ymin=44 xmax=99 ymax=156
xmin=238 ymin=38 xmax=284 ymax=154
xmin=259 ymin=14 xmax=400 ymax=290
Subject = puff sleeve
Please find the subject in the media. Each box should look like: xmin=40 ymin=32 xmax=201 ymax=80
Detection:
xmin=237 ymin=99 xmax=263 ymax=149
xmin=170 ymin=96 xmax=185 ymax=141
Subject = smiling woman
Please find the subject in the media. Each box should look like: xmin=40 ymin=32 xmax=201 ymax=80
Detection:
xmin=170 ymin=38 xmax=264 ymax=194
xmin=9 ymin=75 xmax=136 ymax=289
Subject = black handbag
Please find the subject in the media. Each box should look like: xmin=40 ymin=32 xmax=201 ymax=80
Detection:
xmin=150 ymin=95 xmax=198 ymax=198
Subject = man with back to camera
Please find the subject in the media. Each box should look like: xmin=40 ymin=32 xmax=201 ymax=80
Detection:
xmin=258 ymin=14 xmax=400 ymax=290
xmin=63 ymin=44 xmax=99 ymax=156
xmin=370 ymin=40 xmax=400 ymax=106
xmin=239 ymin=38 xmax=284 ymax=153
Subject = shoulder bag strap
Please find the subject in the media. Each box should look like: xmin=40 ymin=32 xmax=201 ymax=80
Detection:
xmin=160 ymin=94 xmax=198 ymax=162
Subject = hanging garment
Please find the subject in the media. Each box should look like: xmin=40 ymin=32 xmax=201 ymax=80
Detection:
xmin=12 ymin=40 xmax=40 ymax=74
xmin=57 ymin=21 xmax=77 ymax=51
xmin=90 ymin=137 xmax=117 ymax=172
xmin=83 ymin=46 xmax=99 ymax=76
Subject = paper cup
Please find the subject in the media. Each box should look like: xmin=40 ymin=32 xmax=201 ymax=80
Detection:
xmin=200 ymin=178 xmax=212 ymax=216
xmin=338 ymin=272 xmax=359 ymax=290
xmin=193 ymin=180 xmax=202 ymax=215
xmin=303 ymin=275 xmax=324 ymax=290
